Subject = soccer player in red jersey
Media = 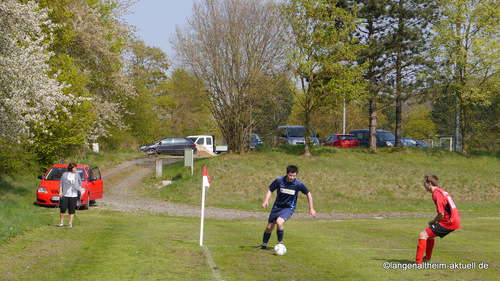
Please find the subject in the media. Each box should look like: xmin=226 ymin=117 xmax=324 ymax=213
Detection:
xmin=415 ymin=174 xmax=461 ymax=264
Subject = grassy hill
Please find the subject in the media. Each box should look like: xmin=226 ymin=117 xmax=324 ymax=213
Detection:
xmin=147 ymin=146 xmax=499 ymax=215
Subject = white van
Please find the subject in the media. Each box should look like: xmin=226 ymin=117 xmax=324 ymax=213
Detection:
xmin=187 ymin=135 xmax=228 ymax=154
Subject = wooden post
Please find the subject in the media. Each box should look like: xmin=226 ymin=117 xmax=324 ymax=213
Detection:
xmin=156 ymin=159 xmax=162 ymax=178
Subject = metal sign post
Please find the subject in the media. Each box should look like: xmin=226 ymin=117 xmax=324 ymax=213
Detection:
xmin=184 ymin=148 xmax=193 ymax=175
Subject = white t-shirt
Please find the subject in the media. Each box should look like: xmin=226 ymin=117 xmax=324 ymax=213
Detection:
xmin=64 ymin=172 xmax=78 ymax=197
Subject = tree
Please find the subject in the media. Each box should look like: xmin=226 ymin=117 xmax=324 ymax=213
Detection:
xmin=404 ymin=103 xmax=436 ymax=140
xmin=351 ymin=0 xmax=391 ymax=149
xmin=66 ymin=0 xmax=135 ymax=144
xmin=32 ymin=0 xmax=136 ymax=143
xmin=164 ymin=68 xmax=219 ymax=138
xmin=0 ymin=0 xmax=74 ymax=143
xmin=429 ymin=0 xmax=500 ymax=154
xmin=124 ymin=38 xmax=171 ymax=145
xmin=172 ymin=0 xmax=288 ymax=153
xmin=285 ymin=0 xmax=367 ymax=156
xmin=382 ymin=0 xmax=437 ymax=146
xmin=252 ymin=74 xmax=296 ymax=147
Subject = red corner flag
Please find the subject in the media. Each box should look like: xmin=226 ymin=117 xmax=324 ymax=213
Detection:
xmin=203 ymin=166 xmax=210 ymax=189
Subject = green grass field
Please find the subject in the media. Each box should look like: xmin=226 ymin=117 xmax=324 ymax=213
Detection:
xmin=0 ymin=209 xmax=497 ymax=280
xmin=0 ymin=147 xmax=498 ymax=280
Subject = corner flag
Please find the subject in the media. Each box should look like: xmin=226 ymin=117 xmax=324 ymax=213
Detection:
xmin=203 ymin=166 xmax=211 ymax=190
xmin=200 ymin=166 xmax=210 ymax=246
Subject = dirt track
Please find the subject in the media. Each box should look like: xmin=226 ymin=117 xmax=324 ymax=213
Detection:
xmin=98 ymin=158 xmax=432 ymax=220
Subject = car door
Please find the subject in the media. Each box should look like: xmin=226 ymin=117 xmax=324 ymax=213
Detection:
xmin=159 ymin=138 xmax=173 ymax=154
xmin=204 ymin=136 xmax=214 ymax=152
xmin=171 ymin=137 xmax=187 ymax=155
xmin=88 ymin=167 xmax=103 ymax=200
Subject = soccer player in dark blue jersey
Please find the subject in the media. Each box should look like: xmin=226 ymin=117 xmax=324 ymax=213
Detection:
xmin=255 ymin=165 xmax=316 ymax=249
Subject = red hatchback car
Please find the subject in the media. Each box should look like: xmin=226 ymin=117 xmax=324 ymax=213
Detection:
xmin=321 ymin=134 xmax=360 ymax=148
xmin=37 ymin=164 xmax=103 ymax=209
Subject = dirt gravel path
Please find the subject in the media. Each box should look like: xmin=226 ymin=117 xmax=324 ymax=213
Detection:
xmin=98 ymin=158 xmax=432 ymax=220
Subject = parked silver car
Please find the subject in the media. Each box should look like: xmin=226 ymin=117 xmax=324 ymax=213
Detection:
xmin=277 ymin=126 xmax=320 ymax=146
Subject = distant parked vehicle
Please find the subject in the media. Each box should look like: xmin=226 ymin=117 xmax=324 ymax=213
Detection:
xmin=245 ymin=133 xmax=264 ymax=148
xmin=349 ymin=129 xmax=395 ymax=147
xmin=140 ymin=137 xmax=197 ymax=156
xmin=321 ymin=134 xmax=360 ymax=148
xmin=414 ymin=140 xmax=428 ymax=147
xmin=187 ymin=135 xmax=228 ymax=154
xmin=402 ymin=137 xmax=428 ymax=147
xmin=277 ymin=125 xmax=320 ymax=146
xmin=36 ymin=164 xmax=103 ymax=210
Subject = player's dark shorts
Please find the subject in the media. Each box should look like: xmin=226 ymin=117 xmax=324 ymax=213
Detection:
xmin=268 ymin=207 xmax=295 ymax=223
xmin=60 ymin=196 xmax=78 ymax=215
xmin=426 ymin=223 xmax=455 ymax=238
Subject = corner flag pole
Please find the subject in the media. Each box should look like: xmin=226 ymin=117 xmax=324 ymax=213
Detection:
xmin=200 ymin=166 xmax=210 ymax=246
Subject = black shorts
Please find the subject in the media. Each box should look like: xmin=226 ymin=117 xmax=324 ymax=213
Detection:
xmin=426 ymin=223 xmax=455 ymax=238
xmin=60 ymin=197 xmax=78 ymax=215
xmin=268 ymin=208 xmax=295 ymax=223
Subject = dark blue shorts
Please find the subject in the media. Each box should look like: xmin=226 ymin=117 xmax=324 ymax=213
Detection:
xmin=268 ymin=208 xmax=295 ymax=223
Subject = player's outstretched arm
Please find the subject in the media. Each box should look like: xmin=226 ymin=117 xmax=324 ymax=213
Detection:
xmin=428 ymin=212 xmax=444 ymax=225
xmin=262 ymin=189 xmax=272 ymax=208
xmin=307 ymin=192 xmax=316 ymax=218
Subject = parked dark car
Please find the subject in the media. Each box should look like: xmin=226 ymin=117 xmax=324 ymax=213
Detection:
xmin=321 ymin=134 xmax=360 ymax=148
xmin=140 ymin=137 xmax=197 ymax=156
xmin=245 ymin=133 xmax=264 ymax=148
xmin=402 ymin=137 xmax=428 ymax=147
xmin=349 ymin=129 xmax=395 ymax=147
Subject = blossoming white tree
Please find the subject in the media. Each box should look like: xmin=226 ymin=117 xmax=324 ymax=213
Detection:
xmin=0 ymin=0 xmax=73 ymax=142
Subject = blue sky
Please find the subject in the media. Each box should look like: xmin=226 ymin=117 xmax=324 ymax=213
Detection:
xmin=123 ymin=0 xmax=195 ymax=57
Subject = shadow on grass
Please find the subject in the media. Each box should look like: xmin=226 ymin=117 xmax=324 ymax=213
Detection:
xmin=0 ymin=174 xmax=28 ymax=197
xmin=238 ymin=245 xmax=274 ymax=251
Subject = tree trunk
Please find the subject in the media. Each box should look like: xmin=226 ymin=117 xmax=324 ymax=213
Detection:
xmin=454 ymin=96 xmax=460 ymax=153
xmin=369 ymin=99 xmax=377 ymax=150
xmin=395 ymin=97 xmax=402 ymax=147
xmin=304 ymin=95 xmax=312 ymax=157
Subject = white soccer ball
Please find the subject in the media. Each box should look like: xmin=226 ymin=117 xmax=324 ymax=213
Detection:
xmin=274 ymin=244 xmax=287 ymax=256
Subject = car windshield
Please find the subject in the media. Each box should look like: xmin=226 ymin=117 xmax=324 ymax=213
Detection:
xmin=404 ymin=139 xmax=417 ymax=145
xmin=288 ymin=127 xmax=315 ymax=137
xmin=45 ymin=168 xmax=85 ymax=181
xmin=338 ymin=135 xmax=357 ymax=141
xmin=378 ymin=132 xmax=395 ymax=141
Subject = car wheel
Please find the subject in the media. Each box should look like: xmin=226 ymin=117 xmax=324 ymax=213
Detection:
xmin=146 ymin=148 xmax=157 ymax=156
